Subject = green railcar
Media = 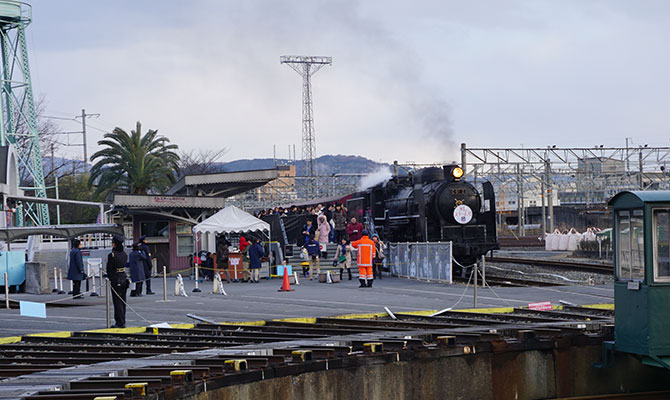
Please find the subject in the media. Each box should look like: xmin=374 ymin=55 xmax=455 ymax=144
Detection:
xmin=606 ymin=191 xmax=670 ymax=369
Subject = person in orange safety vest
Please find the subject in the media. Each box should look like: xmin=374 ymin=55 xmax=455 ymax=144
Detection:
xmin=351 ymin=230 xmax=376 ymax=288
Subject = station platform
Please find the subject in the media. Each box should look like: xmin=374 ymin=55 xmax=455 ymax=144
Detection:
xmin=0 ymin=276 xmax=613 ymax=336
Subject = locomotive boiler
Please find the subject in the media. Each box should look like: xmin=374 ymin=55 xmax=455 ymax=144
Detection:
xmin=347 ymin=164 xmax=498 ymax=266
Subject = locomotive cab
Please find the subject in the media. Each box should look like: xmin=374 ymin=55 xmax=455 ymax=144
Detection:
xmin=603 ymin=191 xmax=670 ymax=370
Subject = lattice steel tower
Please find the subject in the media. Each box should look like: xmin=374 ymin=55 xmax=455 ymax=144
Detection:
xmin=0 ymin=1 xmax=48 ymax=225
xmin=280 ymin=55 xmax=331 ymax=197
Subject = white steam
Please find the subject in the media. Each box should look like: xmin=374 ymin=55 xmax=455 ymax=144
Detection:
xmin=358 ymin=166 xmax=392 ymax=190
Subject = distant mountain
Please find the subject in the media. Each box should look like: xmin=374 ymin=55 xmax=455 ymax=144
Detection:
xmin=44 ymin=156 xmax=89 ymax=176
xmin=42 ymin=154 xmax=390 ymax=179
xmin=218 ymin=155 xmax=390 ymax=175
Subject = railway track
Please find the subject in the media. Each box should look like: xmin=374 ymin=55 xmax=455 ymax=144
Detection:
xmin=487 ymin=256 xmax=613 ymax=274
xmin=0 ymin=307 xmax=615 ymax=399
xmin=454 ymin=273 xmax=567 ymax=287
xmin=499 ymin=236 xmax=545 ymax=248
xmin=558 ymin=391 xmax=670 ymax=399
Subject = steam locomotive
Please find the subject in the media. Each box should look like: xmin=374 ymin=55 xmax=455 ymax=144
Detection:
xmin=346 ymin=164 xmax=498 ymax=266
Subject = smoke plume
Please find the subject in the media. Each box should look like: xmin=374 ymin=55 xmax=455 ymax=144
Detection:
xmin=358 ymin=166 xmax=392 ymax=190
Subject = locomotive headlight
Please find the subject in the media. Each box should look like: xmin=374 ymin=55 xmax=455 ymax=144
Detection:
xmin=452 ymin=167 xmax=464 ymax=179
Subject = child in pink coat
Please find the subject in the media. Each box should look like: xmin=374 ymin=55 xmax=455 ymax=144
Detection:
xmin=317 ymin=214 xmax=331 ymax=257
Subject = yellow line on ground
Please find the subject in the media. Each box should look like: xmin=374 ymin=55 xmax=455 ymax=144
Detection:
xmin=330 ymin=312 xmax=386 ymax=319
xmin=0 ymin=336 xmax=21 ymax=344
xmin=271 ymin=317 xmax=317 ymax=324
xmin=219 ymin=320 xmax=266 ymax=326
xmin=169 ymin=323 xmax=194 ymax=329
xmin=25 ymin=331 xmax=72 ymax=338
xmin=398 ymin=310 xmax=439 ymax=316
xmin=84 ymin=327 xmax=147 ymax=334
xmin=582 ymin=303 xmax=614 ymax=310
xmin=453 ymin=307 xmax=515 ymax=314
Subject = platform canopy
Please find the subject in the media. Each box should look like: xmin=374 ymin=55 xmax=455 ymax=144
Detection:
xmin=0 ymin=224 xmax=124 ymax=242
xmin=166 ymin=169 xmax=280 ymax=197
xmin=192 ymin=205 xmax=269 ymax=236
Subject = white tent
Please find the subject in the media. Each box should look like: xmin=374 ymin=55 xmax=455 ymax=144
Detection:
xmin=193 ymin=205 xmax=270 ymax=237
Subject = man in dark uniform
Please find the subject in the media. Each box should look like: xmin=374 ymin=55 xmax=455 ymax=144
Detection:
xmin=138 ymin=235 xmax=156 ymax=295
xmin=107 ymin=235 xmax=129 ymax=328
xmin=67 ymin=239 xmax=85 ymax=299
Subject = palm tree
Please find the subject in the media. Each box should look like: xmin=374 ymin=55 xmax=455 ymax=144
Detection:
xmin=89 ymin=121 xmax=180 ymax=195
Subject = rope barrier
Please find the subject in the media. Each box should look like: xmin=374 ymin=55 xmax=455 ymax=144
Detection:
xmin=1 ymin=286 xmax=101 ymax=306
xmin=42 ymin=288 xmax=99 ymax=304
xmin=428 ymin=269 xmax=474 ymax=316
xmin=106 ymin=278 xmax=154 ymax=324
xmin=478 ymin=269 xmax=517 ymax=308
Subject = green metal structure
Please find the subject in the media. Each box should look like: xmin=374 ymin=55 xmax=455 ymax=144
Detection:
xmin=0 ymin=1 xmax=48 ymax=225
xmin=607 ymin=191 xmax=670 ymax=370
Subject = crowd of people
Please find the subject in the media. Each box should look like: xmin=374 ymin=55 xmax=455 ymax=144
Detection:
xmin=196 ymin=235 xmax=268 ymax=284
xmin=255 ymin=204 xmax=334 ymax=219
xmin=65 ymin=203 xmax=385 ymax=328
xmin=297 ymin=203 xmax=387 ymax=288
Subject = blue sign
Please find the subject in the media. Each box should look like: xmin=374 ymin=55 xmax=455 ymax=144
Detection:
xmin=19 ymin=301 xmax=46 ymax=318
xmin=277 ymin=265 xmax=292 ymax=276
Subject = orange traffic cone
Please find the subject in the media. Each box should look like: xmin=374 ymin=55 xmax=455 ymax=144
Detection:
xmin=278 ymin=266 xmax=294 ymax=292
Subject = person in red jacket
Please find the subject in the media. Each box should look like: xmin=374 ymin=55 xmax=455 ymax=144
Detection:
xmin=239 ymin=236 xmax=250 ymax=252
xmin=346 ymin=218 xmax=364 ymax=242
xmin=351 ymin=230 xmax=376 ymax=288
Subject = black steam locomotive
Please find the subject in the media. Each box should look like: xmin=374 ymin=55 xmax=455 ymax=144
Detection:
xmin=347 ymin=164 xmax=498 ymax=266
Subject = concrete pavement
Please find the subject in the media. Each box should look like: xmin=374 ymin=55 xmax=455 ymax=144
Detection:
xmin=0 ymin=275 xmax=614 ymax=336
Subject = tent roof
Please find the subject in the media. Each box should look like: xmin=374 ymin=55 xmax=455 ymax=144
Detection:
xmin=193 ymin=205 xmax=270 ymax=235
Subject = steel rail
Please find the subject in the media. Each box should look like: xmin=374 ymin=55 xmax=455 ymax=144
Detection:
xmin=487 ymin=256 xmax=613 ymax=274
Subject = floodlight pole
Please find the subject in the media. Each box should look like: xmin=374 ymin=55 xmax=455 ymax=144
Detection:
xmin=280 ymin=55 xmax=332 ymax=198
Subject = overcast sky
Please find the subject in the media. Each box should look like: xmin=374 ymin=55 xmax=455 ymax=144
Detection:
xmin=27 ymin=0 xmax=670 ymax=165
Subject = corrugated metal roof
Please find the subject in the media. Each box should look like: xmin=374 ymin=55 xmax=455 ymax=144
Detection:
xmin=113 ymin=194 xmax=226 ymax=209
xmin=166 ymin=169 xmax=279 ymax=195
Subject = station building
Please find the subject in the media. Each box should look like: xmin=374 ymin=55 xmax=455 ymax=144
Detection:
xmin=111 ymin=168 xmax=280 ymax=271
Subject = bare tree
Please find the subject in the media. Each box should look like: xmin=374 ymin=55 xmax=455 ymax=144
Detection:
xmin=14 ymin=97 xmax=64 ymax=186
xmin=178 ymin=148 xmax=229 ymax=177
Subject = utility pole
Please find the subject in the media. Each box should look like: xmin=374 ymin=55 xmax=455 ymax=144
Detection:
xmin=280 ymin=55 xmax=332 ymax=198
xmin=75 ymin=109 xmax=100 ymax=173
xmin=461 ymin=143 xmax=467 ymax=175
xmin=541 ymin=176 xmax=546 ymax=235
xmin=625 ymin=138 xmax=631 ymax=172
xmin=516 ymin=164 xmax=523 ymax=236
xmin=545 ymin=159 xmax=554 ymax=232
xmin=639 ymin=148 xmax=644 ymax=190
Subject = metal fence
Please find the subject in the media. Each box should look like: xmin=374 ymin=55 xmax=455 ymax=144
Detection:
xmin=386 ymin=242 xmax=452 ymax=283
